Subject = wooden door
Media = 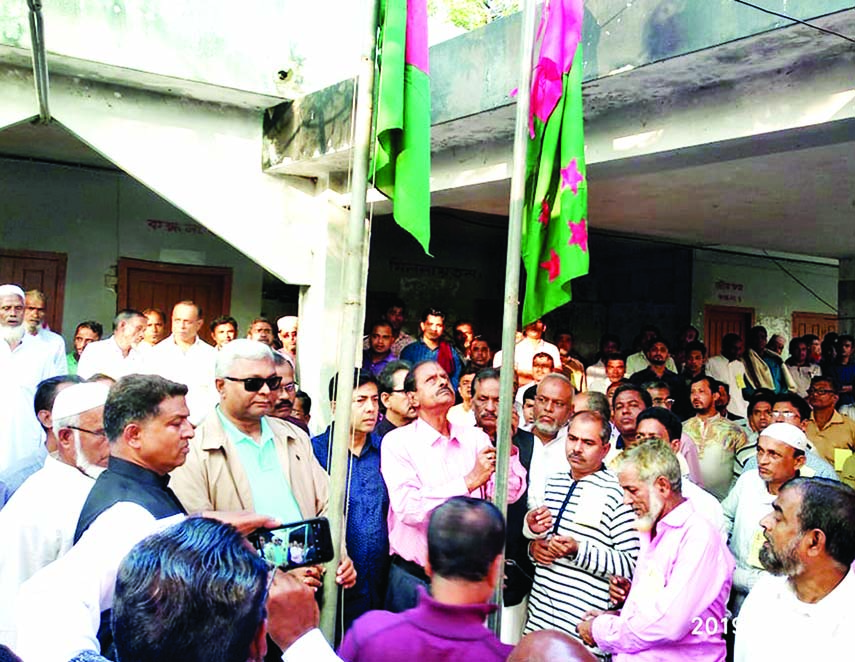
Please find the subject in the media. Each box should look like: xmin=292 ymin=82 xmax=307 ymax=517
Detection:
xmin=792 ymin=312 xmax=837 ymax=339
xmin=117 ymin=258 xmax=232 ymax=344
xmin=0 ymin=249 xmax=67 ymax=333
xmin=704 ymin=305 xmax=754 ymax=357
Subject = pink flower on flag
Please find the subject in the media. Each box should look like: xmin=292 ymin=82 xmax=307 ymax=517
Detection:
xmin=568 ymin=219 xmax=588 ymax=252
xmin=538 ymin=199 xmax=550 ymax=226
xmin=560 ymin=158 xmax=584 ymax=195
xmin=539 ymin=249 xmax=561 ymax=282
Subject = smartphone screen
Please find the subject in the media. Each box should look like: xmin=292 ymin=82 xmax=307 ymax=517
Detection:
xmin=248 ymin=517 xmax=335 ymax=570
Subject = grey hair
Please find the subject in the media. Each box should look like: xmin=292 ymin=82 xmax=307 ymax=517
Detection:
xmin=619 ymin=438 xmax=682 ymax=493
xmin=52 ymin=413 xmax=80 ymax=438
xmin=215 ymin=339 xmax=275 ymax=378
xmin=537 ymin=372 xmax=576 ymax=399
xmin=578 ymin=390 xmax=611 ymax=423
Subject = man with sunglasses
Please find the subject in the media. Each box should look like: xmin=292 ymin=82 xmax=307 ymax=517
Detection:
xmin=171 ymin=340 xmax=357 ymax=589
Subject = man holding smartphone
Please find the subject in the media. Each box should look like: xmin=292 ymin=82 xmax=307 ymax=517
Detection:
xmin=170 ymin=340 xmax=356 ymax=589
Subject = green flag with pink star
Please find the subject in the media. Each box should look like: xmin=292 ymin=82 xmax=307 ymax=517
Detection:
xmin=521 ymin=0 xmax=588 ymax=326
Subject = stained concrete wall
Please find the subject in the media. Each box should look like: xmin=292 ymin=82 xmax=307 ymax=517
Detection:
xmin=0 ymin=158 xmax=264 ymax=345
xmin=691 ymin=249 xmax=838 ymax=347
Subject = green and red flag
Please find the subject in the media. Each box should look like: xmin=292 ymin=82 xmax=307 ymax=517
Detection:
xmin=521 ymin=0 xmax=588 ymax=325
xmin=373 ymin=0 xmax=432 ymax=254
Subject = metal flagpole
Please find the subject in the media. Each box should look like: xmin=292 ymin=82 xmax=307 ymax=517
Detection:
xmin=489 ymin=0 xmax=539 ymax=636
xmin=320 ymin=0 xmax=382 ymax=642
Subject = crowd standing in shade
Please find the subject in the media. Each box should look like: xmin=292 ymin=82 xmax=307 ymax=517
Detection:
xmin=2 ymin=282 xmax=854 ymax=662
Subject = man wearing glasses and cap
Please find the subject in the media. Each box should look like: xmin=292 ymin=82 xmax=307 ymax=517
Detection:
xmin=721 ymin=422 xmax=810 ymax=615
xmin=170 ymin=339 xmax=357 ymax=589
xmin=0 ymin=381 xmax=109 ymax=648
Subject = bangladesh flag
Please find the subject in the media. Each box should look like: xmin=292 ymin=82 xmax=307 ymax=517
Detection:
xmin=373 ymin=0 xmax=432 ymax=255
xmin=521 ymin=0 xmax=588 ymax=325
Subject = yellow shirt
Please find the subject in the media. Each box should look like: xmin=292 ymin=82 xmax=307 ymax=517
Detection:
xmin=805 ymin=410 xmax=855 ymax=468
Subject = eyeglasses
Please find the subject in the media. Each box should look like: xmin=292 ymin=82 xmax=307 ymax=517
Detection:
xmin=225 ymin=375 xmax=282 ymax=392
xmin=771 ymin=411 xmax=799 ymax=420
xmin=807 ymin=388 xmax=835 ymax=396
xmin=279 ymin=381 xmax=296 ymax=393
xmin=67 ymin=425 xmax=107 ymax=438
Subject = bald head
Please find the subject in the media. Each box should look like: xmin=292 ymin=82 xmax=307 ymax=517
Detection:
xmin=508 ymin=630 xmax=597 ymax=662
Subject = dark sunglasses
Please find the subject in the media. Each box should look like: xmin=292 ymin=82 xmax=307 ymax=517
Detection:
xmin=225 ymin=375 xmax=282 ymax=392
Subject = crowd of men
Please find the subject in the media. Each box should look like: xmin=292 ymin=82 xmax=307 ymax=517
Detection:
xmin=1 ymin=283 xmax=853 ymax=661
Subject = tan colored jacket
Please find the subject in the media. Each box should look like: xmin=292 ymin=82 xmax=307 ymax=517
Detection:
xmin=170 ymin=411 xmax=329 ymax=519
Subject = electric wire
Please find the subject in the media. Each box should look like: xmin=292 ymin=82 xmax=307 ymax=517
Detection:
xmin=731 ymin=0 xmax=855 ymax=44
xmin=762 ymin=249 xmax=838 ymax=313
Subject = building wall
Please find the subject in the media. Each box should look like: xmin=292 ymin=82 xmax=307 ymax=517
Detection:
xmin=691 ymin=249 xmax=838 ymax=347
xmin=0 ymin=158 xmax=264 ymax=346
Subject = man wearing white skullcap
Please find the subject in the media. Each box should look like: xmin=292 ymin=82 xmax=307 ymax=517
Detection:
xmin=0 ymin=382 xmax=110 ymax=648
xmin=721 ymin=422 xmax=808 ymax=615
xmin=0 ymin=283 xmax=64 ymax=472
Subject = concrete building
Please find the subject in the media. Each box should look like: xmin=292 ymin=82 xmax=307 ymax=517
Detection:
xmin=1 ymin=1 xmax=853 ymax=427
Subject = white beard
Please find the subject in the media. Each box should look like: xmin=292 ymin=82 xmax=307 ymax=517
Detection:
xmin=73 ymin=430 xmax=105 ymax=479
xmin=636 ymin=489 xmax=665 ymax=533
xmin=0 ymin=323 xmax=26 ymax=346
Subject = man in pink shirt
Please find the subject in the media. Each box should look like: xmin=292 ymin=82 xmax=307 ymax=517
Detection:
xmin=577 ymin=439 xmax=734 ymax=661
xmin=380 ymin=361 xmax=527 ymax=612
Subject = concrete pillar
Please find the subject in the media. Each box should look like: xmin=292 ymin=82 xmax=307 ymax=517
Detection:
xmin=296 ymin=183 xmax=351 ymax=435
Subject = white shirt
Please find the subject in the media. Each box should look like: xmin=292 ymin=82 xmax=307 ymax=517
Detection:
xmin=77 ymin=336 xmax=143 ymax=380
xmin=145 ymin=335 xmax=217 ymax=423
xmin=625 ymin=351 xmax=677 ymax=376
xmin=0 ymin=456 xmax=95 ymax=647
xmin=527 ymin=426 xmax=570 ymax=509
xmin=682 ymin=479 xmax=728 ymax=543
xmin=0 ymin=378 xmax=42 ymax=472
xmin=493 ymin=338 xmax=562 ymax=374
xmin=0 ymin=332 xmax=62 ymax=390
xmin=14 ymin=502 xmax=341 ymax=662
xmin=586 ymin=360 xmax=610 ymax=394
xmin=446 ymin=404 xmax=476 ymax=427
xmin=706 ymin=355 xmax=748 ymax=418
xmin=34 ymin=327 xmax=67 ymax=377
xmin=735 ymin=569 xmax=855 ymax=662
xmin=720 ymin=469 xmax=776 ymax=593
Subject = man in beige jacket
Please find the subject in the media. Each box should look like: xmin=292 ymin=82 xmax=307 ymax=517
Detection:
xmin=170 ymin=339 xmax=355 ymax=588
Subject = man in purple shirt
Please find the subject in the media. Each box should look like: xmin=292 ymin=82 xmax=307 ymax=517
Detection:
xmin=577 ymin=439 xmax=734 ymax=661
xmin=338 ymin=496 xmax=513 ymax=662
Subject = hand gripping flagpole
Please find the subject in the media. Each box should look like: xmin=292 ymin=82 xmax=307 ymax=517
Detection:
xmin=488 ymin=0 xmax=539 ymax=636
xmin=320 ymin=0 xmax=382 ymax=643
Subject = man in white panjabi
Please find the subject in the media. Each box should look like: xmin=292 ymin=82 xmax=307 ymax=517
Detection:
xmin=0 ymin=382 xmax=110 ymax=648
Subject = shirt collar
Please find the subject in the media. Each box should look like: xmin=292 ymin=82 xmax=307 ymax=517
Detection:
xmin=216 ymin=406 xmax=273 ymax=447
xmin=657 ymin=496 xmax=695 ymax=531
xmin=413 ymin=417 xmax=460 ymax=447
xmin=413 ymin=586 xmax=497 ymax=636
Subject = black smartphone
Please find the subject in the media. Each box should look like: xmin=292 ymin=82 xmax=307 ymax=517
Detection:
xmin=247 ymin=517 xmax=335 ymax=571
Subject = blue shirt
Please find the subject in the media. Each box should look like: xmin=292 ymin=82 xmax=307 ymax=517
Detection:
xmin=0 ymin=445 xmax=48 ymax=506
xmin=399 ymin=339 xmax=463 ymax=391
xmin=218 ymin=408 xmax=303 ymax=524
xmin=312 ymin=426 xmax=389 ymax=629
xmin=362 ymin=349 xmax=394 ymax=378
xmin=831 ymin=363 xmax=855 ymax=407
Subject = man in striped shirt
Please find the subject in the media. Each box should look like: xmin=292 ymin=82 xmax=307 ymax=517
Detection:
xmin=523 ymin=410 xmax=640 ymax=658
